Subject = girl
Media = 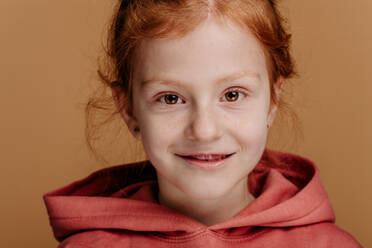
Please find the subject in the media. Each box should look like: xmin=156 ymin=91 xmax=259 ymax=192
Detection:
xmin=44 ymin=0 xmax=362 ymax=247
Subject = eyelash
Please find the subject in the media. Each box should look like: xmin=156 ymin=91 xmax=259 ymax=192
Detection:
xmin=155 ymin=88 xmax=248 ymax=105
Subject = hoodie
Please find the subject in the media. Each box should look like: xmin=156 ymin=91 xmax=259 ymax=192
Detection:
xmin=43 ymin=149 xmax=362 ymax=247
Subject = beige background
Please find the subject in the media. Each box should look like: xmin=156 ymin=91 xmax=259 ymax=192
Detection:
xmin=1 ymin=0 xmax=370 ymax=247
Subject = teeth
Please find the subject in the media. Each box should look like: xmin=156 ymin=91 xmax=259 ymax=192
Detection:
xmin=192 ymin=154 xmax=226 ymax=160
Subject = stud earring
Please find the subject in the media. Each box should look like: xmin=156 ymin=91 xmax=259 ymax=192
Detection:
xmin=134 ymin=127 xmax=140 ymax=132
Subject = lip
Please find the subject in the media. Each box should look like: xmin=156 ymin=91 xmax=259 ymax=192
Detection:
xmin=175 ymin=153 xmax=235 ymax=170
xmin=175 ymin=152 xmax=235 ymax=157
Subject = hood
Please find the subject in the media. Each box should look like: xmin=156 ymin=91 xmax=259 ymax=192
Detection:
xmin=43 ymin=149 xmax=335 ymax=242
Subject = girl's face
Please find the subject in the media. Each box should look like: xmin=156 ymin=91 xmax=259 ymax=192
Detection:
xmin=118 ymin=18 xmax=280 ymax=200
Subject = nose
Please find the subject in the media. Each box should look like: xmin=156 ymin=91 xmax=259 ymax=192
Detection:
xmin=184 ymin=104 xmax=223 ymax=142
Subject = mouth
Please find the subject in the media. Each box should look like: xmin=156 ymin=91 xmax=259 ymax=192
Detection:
xmin=175 ymin=152 xmax=236 ymax=170
xmin=176 ymin=153 xmax=235 ymax=162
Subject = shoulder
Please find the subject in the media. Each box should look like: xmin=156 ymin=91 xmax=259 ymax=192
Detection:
xmin=57 ymin=230 xmax=132 ymax=248
xmin=319 ymin=223 xmax=362 ymax=247
xmin=277 ymin=222 xmax=362 ymax=247
xmin=57 ymin=229 xmax=160 ymax=248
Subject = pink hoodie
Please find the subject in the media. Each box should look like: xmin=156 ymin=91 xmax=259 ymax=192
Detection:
xmin=43 ymin=149 xmax=362 ymax=247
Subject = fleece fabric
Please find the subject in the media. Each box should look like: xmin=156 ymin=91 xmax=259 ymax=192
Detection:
xmin=43 ymin=149 xmax=362 ymax=247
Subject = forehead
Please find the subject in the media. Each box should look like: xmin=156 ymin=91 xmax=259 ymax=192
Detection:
xmin=133 ymin=17 xmax=269 ymax=86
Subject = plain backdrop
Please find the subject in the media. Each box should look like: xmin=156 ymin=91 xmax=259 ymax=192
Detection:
xmin=1 ymin=0 xmax=371 ymax=247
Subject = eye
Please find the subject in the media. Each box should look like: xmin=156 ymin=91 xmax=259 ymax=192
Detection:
xmin=158 ymin=94 xmax=185 ymax=104
xmin=221 ymin=89 xmax=246 ymax=102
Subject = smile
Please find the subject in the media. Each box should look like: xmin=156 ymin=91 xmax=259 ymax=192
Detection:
xmin=175 ymin=153 xmax=235 ymax=170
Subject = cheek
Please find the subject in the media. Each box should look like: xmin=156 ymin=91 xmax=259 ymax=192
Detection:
xmin=138 ymin=111 xmax=182 ymax=154
xmin=139 ymin=114 xmax=185 ymax=173
xmin=140 ymin=124 xmax=169 ymax=169
xmin=228 ymin=100 xmax=269 ymax=129
xmin=234 ymin=119 xmax=268 ymax=147
xmin=227 ymin=103 xmax=269 ymax=146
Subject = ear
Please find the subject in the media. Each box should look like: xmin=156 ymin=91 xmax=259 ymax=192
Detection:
xmin=267 ymin=77 xmax=284 ymax=127
xmin=111 ymin=87 xmax=141 ymax=140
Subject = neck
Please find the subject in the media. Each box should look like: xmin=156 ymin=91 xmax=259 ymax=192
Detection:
xmin=157 ymin=177 xmax=255 ymax=227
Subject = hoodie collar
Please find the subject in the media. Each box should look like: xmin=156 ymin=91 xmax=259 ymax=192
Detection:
xmin=43 ymin=149 xmax=335 ymax=241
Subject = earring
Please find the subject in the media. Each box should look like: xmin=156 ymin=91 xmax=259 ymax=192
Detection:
xmin=267 ymin=124 xmax=270 ymax=129
xmin=134 ymin=127 xmax=140 ymax=132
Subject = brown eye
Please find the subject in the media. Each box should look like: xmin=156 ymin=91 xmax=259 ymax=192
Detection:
xmin=223 ymin=91 xmax=240 ymax=102
xmin=159 ymin=94 xmax=183 ymax=104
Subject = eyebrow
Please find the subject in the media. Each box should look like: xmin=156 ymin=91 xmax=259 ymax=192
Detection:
xmin=140 ymin=71 xmax=261 ymax=89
